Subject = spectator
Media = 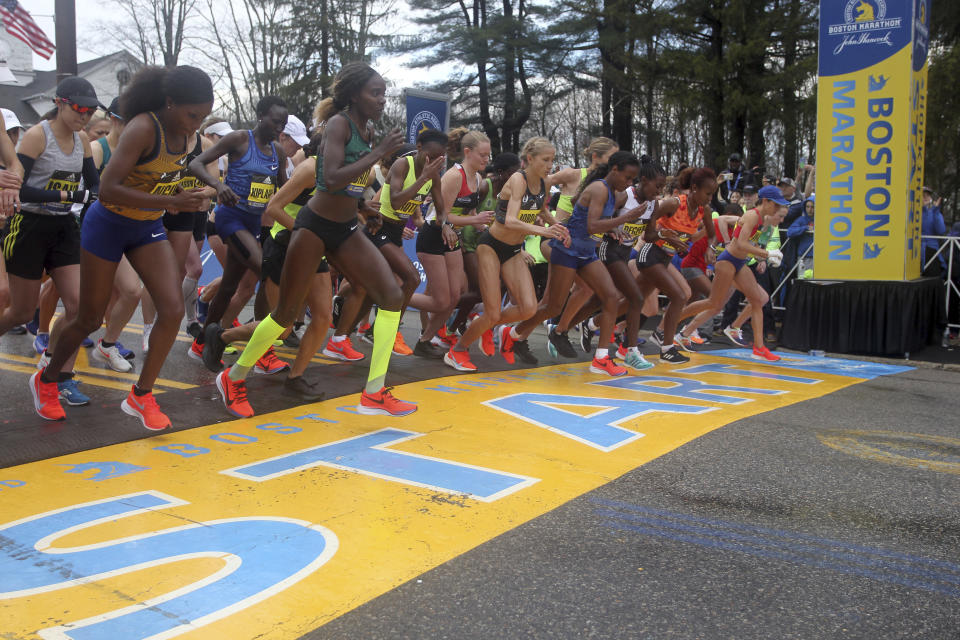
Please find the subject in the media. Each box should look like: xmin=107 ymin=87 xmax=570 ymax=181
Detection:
xmin=1 ymin=108 xmax=25 ymax=147
xmin=741 ymin=184 xmax=758 ymax=211
xmin=716 ymin=152 xmax=745 ymax=204
xmin=787 ymin=194 xmax=815 ymax=279
xmin=921 ymin=186 xmax=946 ymax=277
xmin=778 ymin=177 xmax=801 ymax=206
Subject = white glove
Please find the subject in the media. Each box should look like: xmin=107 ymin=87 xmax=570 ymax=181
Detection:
xmin=766 ymin=249 xmax=783 ymax=267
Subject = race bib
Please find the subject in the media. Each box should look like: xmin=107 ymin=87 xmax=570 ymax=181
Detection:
xmin=150 ymin=169 xmax=184 ymax=196
xmin=247 ymin=174 xmax=276 ymax=208
xmin=397 ymin=194 xmax=426 ymax=220
xmin=622 ymin=221 xmax=647 ymax=238
xmin=518 ymin=209 xmax=538 ymax=224
xmin=345 ymin=173 xmax=370 ymax=199
xmin=44 ymin=170 xmax=81 ymax=213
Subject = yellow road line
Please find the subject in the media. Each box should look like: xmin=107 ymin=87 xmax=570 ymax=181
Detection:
xmin=0 ymin=353 xmax=192 ymax=390
xmin=0 ymin=361 xmax=149 ymax=393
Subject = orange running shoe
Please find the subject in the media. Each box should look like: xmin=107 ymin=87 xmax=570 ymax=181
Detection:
xmin=589 ymin=355 xmax=628 ymax=377
xmin=751 ymin=344 xmax=781 ymax=362
xmin=254 ymin=347 xmax=290 ymax=374
xmin=392 ymin=333 xmax=413 ymax=356
xmin=617 ymin=343 xmax=628 ymax=359
xmin=30 ymin=370 xmax=65 ymax=421
xmin=323 ymin=336 xmax=365 ymax=361
xmin=444 ymin=347 xmax=478 ymax=372
xmin=480 ymin=328 xmax=495 ymax=356
xmin=358 ymin=387 xmax=418 ymax=416
xmin=187 ymin=337 xmax=204 ymax=361
xmin=437 ymin=326 xmax=458 ymax=346
xmin=216 ymin=369 xmax=254 ymax=418
xmin=357 ymin=321 xmax=372 ymax=334
xmin=121 ymin=386 xmax=172 ymax=430
xmin=688 ymin=330 xmax=708 ymax=345
xmin=499 ymin=325 xmax=516 ymax=364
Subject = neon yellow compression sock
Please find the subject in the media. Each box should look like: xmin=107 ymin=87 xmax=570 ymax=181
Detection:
xmin=229 ymin=314 xmax=286 ymax=381
xmin=366 ymin=308 xmax=401 ymax=393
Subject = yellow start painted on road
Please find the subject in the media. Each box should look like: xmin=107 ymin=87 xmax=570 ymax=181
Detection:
xmin=0 ymin=352 xmax=910 ymax=639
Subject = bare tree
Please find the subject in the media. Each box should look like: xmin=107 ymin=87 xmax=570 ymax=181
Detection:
xmin=110 ymin=0 xmax=198 ymax=66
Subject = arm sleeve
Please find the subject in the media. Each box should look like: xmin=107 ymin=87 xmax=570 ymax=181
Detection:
xmin=17 ymin=153 xmax=64 ymax=203
xmin=82 ymin=155 xmax=99 ymax=193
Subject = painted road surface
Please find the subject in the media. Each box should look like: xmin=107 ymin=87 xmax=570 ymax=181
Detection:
xmin=0 ymin=352 xmax=918 ymax=639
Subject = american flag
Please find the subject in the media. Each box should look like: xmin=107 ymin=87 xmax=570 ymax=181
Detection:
xmin=0 ymin=0 xmax=55 ymax=59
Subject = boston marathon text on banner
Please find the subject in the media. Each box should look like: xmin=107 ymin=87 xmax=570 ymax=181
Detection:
xmin=403 ymin=89 xmax=451 ymax=145
xmin=815 ymin=0 xmax=931 ymax=281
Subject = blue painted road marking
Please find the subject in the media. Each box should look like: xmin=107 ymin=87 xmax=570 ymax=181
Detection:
xmin=221 ymin=428 xmax=538 ymax=502
xmin=0 ymin=491 xmax=337 ymax=640
xmin=484 ymin=393 xmax=712 ymax=451
xmin=676 ymin=363 xmax=822 ymax=385
xmin=60 ymin=462 xmax=149 ymax=481
xmin=590 ymin=375 xmax=785 ymax=404
xmin=707 ymin=349 xmax=913 ymax=379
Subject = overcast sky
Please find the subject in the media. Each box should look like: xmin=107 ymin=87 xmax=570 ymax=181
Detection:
xmin=20 ymin=0 xmax=439 ymax=87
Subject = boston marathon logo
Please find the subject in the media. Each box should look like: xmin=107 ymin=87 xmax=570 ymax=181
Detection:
xmin=408 ymin=109 xmax=442 ymax=142
xmin=828 ymin=0 xmax=902 ymax=55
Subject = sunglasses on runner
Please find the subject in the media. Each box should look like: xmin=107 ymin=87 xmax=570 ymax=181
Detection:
xmin=56 ymin=98 xmax=95 ymax=115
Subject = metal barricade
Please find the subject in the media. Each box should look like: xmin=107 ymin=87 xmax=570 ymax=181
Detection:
xmin=769 ymin=235 xmax=960 ymax=334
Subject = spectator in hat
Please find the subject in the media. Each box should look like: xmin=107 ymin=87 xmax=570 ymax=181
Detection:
xmin=1 ymin=108 xmax=25 ymax=147
xmin=921 ymin=186 xmax=946 ymax=277
xmin=278 ymin=114 xmax=310 ymax=174
xmin=716 ymin=152 xmax=745 ymax=205
xmin=741 ymin=183 xmax=758 ymax=211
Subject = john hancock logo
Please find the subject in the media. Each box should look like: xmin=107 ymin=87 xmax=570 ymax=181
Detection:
xmin=828 ymin=0 xmax=903 ymax=55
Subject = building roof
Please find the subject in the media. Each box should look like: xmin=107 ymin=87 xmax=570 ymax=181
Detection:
xmin=0 ymin=51 xmax=139 ymax=127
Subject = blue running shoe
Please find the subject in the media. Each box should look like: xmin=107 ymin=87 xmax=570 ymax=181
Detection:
xmin=25 ymin=316 xmax=39 ymax=336
xmin=115 ymin=341 xmax=135 ymax=360
xmin=58 ymin=378 xmax=90 ymax=406
xmin=33 ymin=333 xmax=49 ymax=354
xmin=9 ymin=324 xmax=27 ymax=335
xmin=81 ymin=337 xmax=94 ymax=348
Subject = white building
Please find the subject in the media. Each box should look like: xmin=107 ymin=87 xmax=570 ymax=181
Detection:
xmin=0 ymin=32 xmax=140 ymax=127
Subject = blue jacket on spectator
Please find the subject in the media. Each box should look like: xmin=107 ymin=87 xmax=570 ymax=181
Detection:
xmin=922 ymin=204 xmax=946 ymax=268
xmin=787 ymin=195 xmax=815 ymax=260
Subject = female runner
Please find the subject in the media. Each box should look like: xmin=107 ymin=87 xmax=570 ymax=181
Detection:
xmin=374 ymin=127 xmax=449 ymax=357
xmin=444 ymin=137 xmax=569 ymax=372
xmin=511 ymin=151 xmax=648 ymax=376
xmin=210 ymin=62 xmax=413 ymax=418
xmin=188 ymin=95 xmax=290 ymax=375
xmin=636 ymin=167 xmax=717 ymax=364
xmin=677 ymin=185 xmax=786 ymax=361
xmin=5 ymin=77 xmax=100 ymax=408
xmin=30 ymin=66 xmax=213 ymax=427
xmin=410 ymin=129 xmax=491 ymax=356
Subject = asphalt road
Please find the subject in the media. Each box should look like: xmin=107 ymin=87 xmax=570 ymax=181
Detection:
xmin=309 ymin=365 xmax=960 ymax=640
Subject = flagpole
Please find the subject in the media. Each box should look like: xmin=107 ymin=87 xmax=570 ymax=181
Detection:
xmin=54 ymin=0 xmax=76 ymax=81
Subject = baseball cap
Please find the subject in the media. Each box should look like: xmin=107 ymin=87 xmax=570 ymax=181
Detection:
xmin=283 ymin=115 xmax=309 ymax=146
xmin=204 ymin=121 xmax=234 ymax=137
xmin=922 ymin=185 xmax=934 ymax=194
xmin=55 ymin=76 xmax=101 ymax=108
xmin=778 ymin=177 xmax=796 ymax=187
xmin=1 ymin=108 xmax=23 ymax=131
xmin=728 ymin=153 xmax=742 ymax=162
xmin=758 ymin=185 xmax=790 ymax=206
xmin=742 ymin=184 xmax=757 ymax=194
xmin=106 ymin=97 xmax=122 ymax=120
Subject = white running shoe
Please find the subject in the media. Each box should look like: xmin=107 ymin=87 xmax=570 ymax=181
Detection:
xmin=142 ymin=322 xmax=154 ymax=353
xmin=93 ymin=340 xmax=133 ymax=372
